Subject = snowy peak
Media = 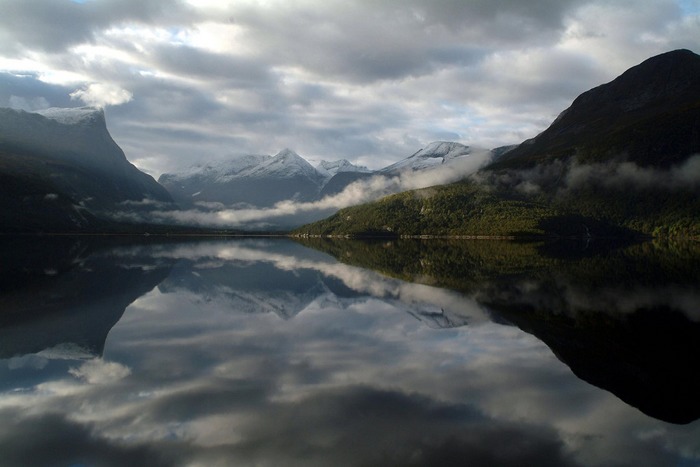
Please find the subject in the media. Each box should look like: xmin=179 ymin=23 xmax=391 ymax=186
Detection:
xmin=37 ymin=106 xmax=104 ymax=126
xmin=419 ymin=141 xmax=472 ymax=159
xmin=276 ymin=148 xmax=302 ymax=160
xmin=245 ymin=148 xmax=321 ymax=180
xmin=380 ymin=141 xmax=473 ymax=174
xmin=316 ymin=159 xmax=371 ymax=179
xmin=162 ymin=154 xmax=270 ymax=183
xmin=158 ymin=148 xmax=328 ymax=209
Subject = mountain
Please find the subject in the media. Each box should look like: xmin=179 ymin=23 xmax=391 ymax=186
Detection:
xmin=491 ymin=48 xmax=700 ymax=170
xmin=0 ymin=106 xmax=174 ymax=232
xmin=321 ymin=141 xmax=482 ymax=198
xmin=295 ymin=49 xmax=700 ymax=239
xmin=159 ymin=149 xmax=327 ymax=208
xmin=157 ymin=154 xmax=270 ymax=207
xmin=316 ymin=159 xmax=371 ymax=180
xmin=314 ymin=159 xmax=373 ymax=198
xmin=159 ymin=142 xmax=482 ymax=213
xmin=379 ymin=141 xmax=475 ymax=175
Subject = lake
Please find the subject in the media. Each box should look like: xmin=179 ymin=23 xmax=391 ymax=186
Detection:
xmin=1 ymin=236 xmax=699 ymax=466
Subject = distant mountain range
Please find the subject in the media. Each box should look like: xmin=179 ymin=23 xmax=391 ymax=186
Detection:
xmin=159 ymin=149 xmax=344 ymax=209
xmin=158 ymin=141 xmax=484 ymax=210
xmin=296 ymin=49 xmax=700 ymax=239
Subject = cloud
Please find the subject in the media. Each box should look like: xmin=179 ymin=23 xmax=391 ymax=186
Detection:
xmin=0 ymin=409 xmax=175 ymax=467
xmin=8 ymin=94 xmax=49 ymax=111
xmin=70 ymin=82 xmax=133 ymax=107
xmin=478 ymin=154 xmax=700 ymax=196
xmin=0 ymin=72 xmax=75 ymax=110
xmin=0 ymin=0 xmax=196 ymax=53
xmin=69 ymin=359 xmax=132 ymax=384
xmin=564 ymin=155 xmax=700 ymax=191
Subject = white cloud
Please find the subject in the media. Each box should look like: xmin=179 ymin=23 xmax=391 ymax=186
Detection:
xmin=69 ymin=82 xmax=133 ymax=107
xmin=69 ymin=358 xmax=132 ymax=385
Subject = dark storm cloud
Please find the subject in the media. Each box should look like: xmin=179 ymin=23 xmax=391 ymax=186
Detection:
xmin=0 ymin=408 xmax=176 ymax=467
xmin=203 ymin=385 xmax=581 ymax=467
xmin=392 ymin=0 xmax=588 ymax=30
xmin=150 ymin=44 xmax=274 ymax=86
xmin=0 ymin=388 xmax=580 ymax=467
xmin=0 ymin=0 xmax=195 ymax=53
xmin=226 ymin=0 xmax=584 ymax=84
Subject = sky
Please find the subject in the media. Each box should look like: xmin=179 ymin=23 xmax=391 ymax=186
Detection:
xmin=0 ymin=0 xmax=698 ymax=176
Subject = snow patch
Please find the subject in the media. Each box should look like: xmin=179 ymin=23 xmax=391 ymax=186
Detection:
xmin=36 ymin=106 xmax=104 ymax=125
xmin=380 ymin=141 xmax=476 ymax=174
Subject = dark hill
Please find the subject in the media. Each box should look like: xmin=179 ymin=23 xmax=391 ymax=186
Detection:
xmin=490 ymin=49 xmax=700 ymax=169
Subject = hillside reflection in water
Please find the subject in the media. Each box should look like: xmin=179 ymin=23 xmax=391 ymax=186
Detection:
xmin=0 ymin=237 xmax=699 ymax=467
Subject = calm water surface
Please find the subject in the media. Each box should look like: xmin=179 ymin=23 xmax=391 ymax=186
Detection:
xmin=0 ymin=237 xmax=699 ymax=466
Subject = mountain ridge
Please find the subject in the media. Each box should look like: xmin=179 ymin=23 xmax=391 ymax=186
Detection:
xmin=158 ymin=141 xmax=485 ymax=213
xmin=491 ymin=48 xmax=700 ymax=170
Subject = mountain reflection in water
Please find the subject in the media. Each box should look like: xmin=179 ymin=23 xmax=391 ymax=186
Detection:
xmin=0 ymin=236 xmax=699 ymax=467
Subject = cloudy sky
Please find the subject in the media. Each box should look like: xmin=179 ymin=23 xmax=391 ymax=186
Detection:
xmin=1 ymin=0 xmax=699 ymax=176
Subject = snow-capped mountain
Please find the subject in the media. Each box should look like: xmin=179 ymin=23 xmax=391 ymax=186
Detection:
xmin=244 ymin=148 xmax=322 ymax=180
xmin=320 ymin=141 xmax=486 ymax=198
xmin=164 ymin=154 xmax=271 ymax=184
xmin=159 ymin=141 xmax=488 ymax=218
xmin=316 ymin=159 xmax=371 ymax=180
xmin=379 ymin=141 xmax=475 ymax=175
xmin=159 ymin=149 xmax=328 ymax=209
xmin=0 ymin=106 xmax=173 ymax=232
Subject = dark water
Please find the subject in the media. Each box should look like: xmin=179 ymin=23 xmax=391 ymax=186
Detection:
xmin=1 ymin=236 xmax=699 ymax=467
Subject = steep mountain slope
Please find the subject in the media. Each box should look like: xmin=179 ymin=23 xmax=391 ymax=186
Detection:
xmin=296 ymin=49 xmax=700 ymax=238
xmin=491 ymin=49 xmax=700 ymax=170
xmin=0 ymin=107 xmax=173 ymax=232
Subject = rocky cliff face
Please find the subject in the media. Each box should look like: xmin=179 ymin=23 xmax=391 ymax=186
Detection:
xmin=0 ymin=106 xmax=173 ymax=232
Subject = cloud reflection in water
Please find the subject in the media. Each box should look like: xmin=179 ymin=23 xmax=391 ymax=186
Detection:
xmin=0 ymin=238 xmax=699 ymax=466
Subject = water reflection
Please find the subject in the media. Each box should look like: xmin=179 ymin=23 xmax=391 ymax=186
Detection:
xmin=302 ymin=237 xmax=700 ymax=424
xmin=0 ymin=236 xmax=699 ymax=466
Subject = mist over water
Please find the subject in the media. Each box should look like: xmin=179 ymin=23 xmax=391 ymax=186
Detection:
xmin=0 ymin=237 xmax=699 ymax=466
